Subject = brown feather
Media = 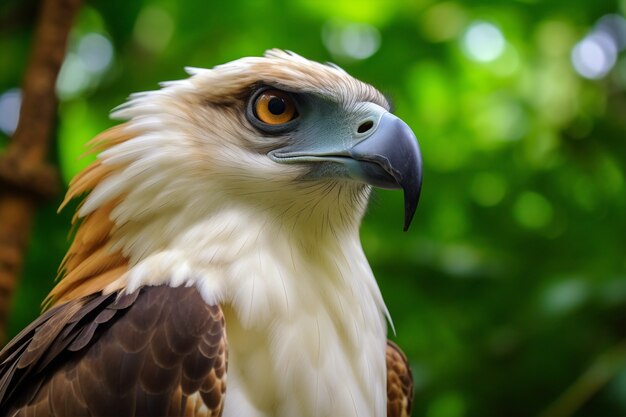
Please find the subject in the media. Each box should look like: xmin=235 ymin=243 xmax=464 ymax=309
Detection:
xmin=85 ymin=123 xmax=137 ymax=153
xmin=59 ymin=160 xmax=109 ymax=212
xmin=386 ymin=340 xmax=414 ymax=417
xmin=58 ymin=124 xmax=136 ymax=211
xmin=0 ymin=286 xmax=228 ymax=417
xmin=53 ymin=265 xmax=128 ymax=306
xmin=45 ymin=124 xmax=141 ymax=308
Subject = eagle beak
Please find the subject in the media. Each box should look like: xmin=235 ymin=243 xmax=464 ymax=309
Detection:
xmin=270 ymin=107 xmax=422 ymax=231
xmin=348 ymin=113 xmax=422 ymax=231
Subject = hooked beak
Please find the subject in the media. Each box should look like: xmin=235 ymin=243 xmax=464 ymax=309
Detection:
xmin=270 ymin=108 xmax=422 ymax=231
xmin=347 ymin=113 xmax=422 ymax=231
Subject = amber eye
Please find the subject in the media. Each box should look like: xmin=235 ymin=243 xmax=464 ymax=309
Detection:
xmin=254 ymin=90 xmax=297 ymax=125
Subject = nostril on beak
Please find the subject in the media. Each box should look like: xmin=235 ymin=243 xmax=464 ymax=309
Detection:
xmin=357 ymin=120 xmax=374 ymax=134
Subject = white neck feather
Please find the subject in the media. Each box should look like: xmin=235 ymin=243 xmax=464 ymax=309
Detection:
xmin=102 ymin=198 xmax=389 ymax=417
xmin=86 ymin=171 xmax=385 ymax=417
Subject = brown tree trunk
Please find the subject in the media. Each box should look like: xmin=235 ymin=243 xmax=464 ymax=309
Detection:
xmin=0 ymin=0 xmax=81 ymax=344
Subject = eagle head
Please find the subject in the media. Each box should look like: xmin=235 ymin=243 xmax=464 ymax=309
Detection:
xmin=50 ymin=49 xmax=422 ymax=306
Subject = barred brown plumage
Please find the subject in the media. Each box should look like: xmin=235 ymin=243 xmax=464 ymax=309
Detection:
xmin=0 ymin=286 xmax=227 ymax=416
xmin=386 ymin=341 xmax=414 ymax=417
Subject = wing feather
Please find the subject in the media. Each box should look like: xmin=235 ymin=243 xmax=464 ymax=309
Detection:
xmin=0 ymin=286 xmax=227 ymax=417
xmin=386 ymin=340 xmax=414 ymax=417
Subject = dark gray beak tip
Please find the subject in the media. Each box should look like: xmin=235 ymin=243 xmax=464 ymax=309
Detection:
xmin=402 ymin=176 xmax=422 ymax=232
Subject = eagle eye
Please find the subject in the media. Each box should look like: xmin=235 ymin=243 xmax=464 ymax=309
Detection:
xmin=252 ymin=89 xmax=298 ymax=127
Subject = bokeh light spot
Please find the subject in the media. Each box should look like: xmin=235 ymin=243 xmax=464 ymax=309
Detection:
xmin=56 ymin=32 xmax=114 ymax=101
xmin=322 ymin=21 xmax=380 ymax=61
xmin=77 ymin=33 xmax=113 ymax=74
xmin=421 ymin=2 xmax=467 ymax=43
xmin=134 ymin=6 xmax=175 ymax=53
xmin=470 ymin=173 xmax=506 ymax=207
xmin=439 ymin=244 xmax=482 ymax=277
xmin=513 ymin=191 xmax=553 ymax=229
xmin=571 ymin=32 xmax=618 ymax=79
xmin=473 ymin=96 xmax=528 ymax=144
xmin=0 ymin=89 xmax=21 ymax=135
xmin=541 ymin=278 xmax=589 ymax=316
xmin=462 ymin=21 xmax=506 ymax=62
xmin=597 ymin=14 xmax=626 ymax=51
xmin=56 ymin=53 xmax=90 ymax=100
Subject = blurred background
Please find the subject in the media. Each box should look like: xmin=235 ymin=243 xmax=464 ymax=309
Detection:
xmin=1 ymin=0 xmax=625 ymax=416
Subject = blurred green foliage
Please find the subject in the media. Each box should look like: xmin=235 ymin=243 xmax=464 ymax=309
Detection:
xmin=1 ymin=0 xmax=626 ymax=416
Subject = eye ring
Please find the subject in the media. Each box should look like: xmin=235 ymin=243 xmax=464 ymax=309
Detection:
xmin=247 ymin=88 xmax=299 ymax=133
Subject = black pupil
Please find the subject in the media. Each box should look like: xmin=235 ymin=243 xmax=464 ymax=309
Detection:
xmin=268 ymin=96 xmax=286 ymax=115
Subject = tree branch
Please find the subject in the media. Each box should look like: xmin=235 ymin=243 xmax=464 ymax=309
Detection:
xmin=0 ymin=0 xmax=81 ymax=344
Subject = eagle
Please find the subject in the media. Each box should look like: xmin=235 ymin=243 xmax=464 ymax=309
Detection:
xmin=0 ymin=50 xmax=421 ymax=417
